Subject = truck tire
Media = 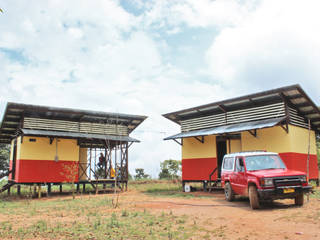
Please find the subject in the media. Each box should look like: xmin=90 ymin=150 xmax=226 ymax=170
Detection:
xmin=224 ymin=182 xmax=234 ymax=201
xmin=248 ymin=185 xmax=260 ymax=209
xmin=295 ymin=193 xmax=304 ymax=206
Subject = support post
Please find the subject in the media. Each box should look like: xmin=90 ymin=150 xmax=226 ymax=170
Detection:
xmin=82 ymin=183 xmax=86 ymax=193
xmin=38 ymin=184 xmax=41 ymax=199
xmin=47 ymin=183 xmax=51 ymax=196
xmin=33 ymin=184 xmax=37 ymax=196
xmin=203 ymin=181 xmax=207 ymax=192
xmin=7 ymin=186 xmax=10 ymax=196
xmin=17 ymin=185 xmax=21 ymax=196
xmin=76 ymin=183 xmax=80 ymax=193
xmin=59 ymin=184 xmax=62 ymax=193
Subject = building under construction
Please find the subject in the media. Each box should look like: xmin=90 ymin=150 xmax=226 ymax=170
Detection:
xmin=163 ymin=85 xmax=319 ymax=190
xmin=0 ymin=102 xmax=147 ymax=194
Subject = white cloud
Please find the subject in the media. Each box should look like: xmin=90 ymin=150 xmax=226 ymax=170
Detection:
xmin=1 ymin=0 xmax=319 ymax=178
xmin=206 ymin=0 xmax=320 ymax=101
xmin=141 ymin=0 xmax=256 ymax=30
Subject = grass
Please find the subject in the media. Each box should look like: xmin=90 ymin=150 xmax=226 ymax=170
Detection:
xmin=130 ymin=179 xmax=213 ymax=199
xmin=0 ymin=180 xmax=222 ymax=240
xmin=0 ymin=208 xmax=193 ymax=240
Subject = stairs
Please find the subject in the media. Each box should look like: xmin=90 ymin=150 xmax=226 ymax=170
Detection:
xmin=0 ymin=182 xmax=15 ymax=193
xmin=207 ymin=179 xmax=222 ymax=191
xmin=207 ymin=167 xmax=223 ymax=191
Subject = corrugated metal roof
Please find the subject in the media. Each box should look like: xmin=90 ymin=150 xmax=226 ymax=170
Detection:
xmin=164 ymin=117 xmax=286 ymax=140
xmin=0 ymin=102 xmax=147 ymax=143
xmin=162 ymin=84 xmax=320 ymax=133
xmin=20 ymin=129 xmax=140 ymax=142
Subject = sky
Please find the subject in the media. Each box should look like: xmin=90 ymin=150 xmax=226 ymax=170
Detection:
xmin=1 ymin=0 xmax=320 ymax=178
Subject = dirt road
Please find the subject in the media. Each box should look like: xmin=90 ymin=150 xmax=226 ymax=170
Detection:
xmin=124 ymin=189 xmax=320 ymax=240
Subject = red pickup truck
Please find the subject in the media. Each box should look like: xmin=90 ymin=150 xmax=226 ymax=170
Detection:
xmin=221 ymin=151 xmax=312 ymax=209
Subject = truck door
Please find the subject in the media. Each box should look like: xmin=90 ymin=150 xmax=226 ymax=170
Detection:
xmin=231 ymin=157 xmax=246 ymax=195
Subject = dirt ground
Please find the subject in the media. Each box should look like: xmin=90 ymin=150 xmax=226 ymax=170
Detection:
xmin=122 ymin=188 xmax=320 ymax=240
xmin=1 ymin=185 xmax=319 ymax=240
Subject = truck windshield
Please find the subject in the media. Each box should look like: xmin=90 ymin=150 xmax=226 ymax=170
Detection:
xmin=245 ymin=155 xmax=286 ymax=171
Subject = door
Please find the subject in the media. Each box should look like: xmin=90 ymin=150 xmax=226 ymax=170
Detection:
xmin=216 ymin=139 xmax=227 ymax=178
xmin=231 ymin=157 xmax=247 ymax=195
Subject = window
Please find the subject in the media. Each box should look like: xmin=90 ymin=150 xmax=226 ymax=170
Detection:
xmin=245 ymin=155 xmax=286 ymax=171
xmin=235 ymin=157 xmax=245 ymax=172
xmin=223 ymin=157 xmax=234 ymax=170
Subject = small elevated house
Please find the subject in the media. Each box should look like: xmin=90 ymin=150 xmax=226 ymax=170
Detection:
xmin=163 ymin=85 xmax=319 ymax=190
xmin=0 ymin=102 xmax=147 ymax=193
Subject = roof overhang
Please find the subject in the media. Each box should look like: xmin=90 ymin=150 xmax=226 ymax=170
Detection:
xmin=164 ymin=117 xmax=286 ymax=140
xmin=0 ymin=102 xmax=147 ymax=144
xmin=162 ymin=84 xmax=320 ymax=133
xmin=20 ymin=129 xmax=140 ymax=143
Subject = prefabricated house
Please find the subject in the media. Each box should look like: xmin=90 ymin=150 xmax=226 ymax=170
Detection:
xmin=0 ymin=102 xmax=147 ymax=193
xmin=163 ymin=85 xmax=320 ymax=189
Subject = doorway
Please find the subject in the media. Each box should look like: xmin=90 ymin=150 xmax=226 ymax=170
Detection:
xmin=216 ymin=138 xmax=227 ymax=178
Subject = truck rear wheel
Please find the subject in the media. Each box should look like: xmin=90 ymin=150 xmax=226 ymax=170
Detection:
xmin=295 ymin=193 xmax=304 ymax=206
xmin=248 ymin=185 xmax=260 ymax=209
xmin=224 ymin=182 xmax=234 ymax=201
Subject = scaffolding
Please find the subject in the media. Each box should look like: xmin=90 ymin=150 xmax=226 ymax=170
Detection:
xmin=78 ymin=140 xmax=130 ymax=191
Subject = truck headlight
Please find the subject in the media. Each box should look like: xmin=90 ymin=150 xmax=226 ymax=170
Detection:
xmin=260 ymin=178 xmax=274 ymax=187
xmin=299 ymin=175 xmax=307 ymax=183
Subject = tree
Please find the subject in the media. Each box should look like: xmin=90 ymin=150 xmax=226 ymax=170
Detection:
xmin=159 ymin=159 xmax=181 ymax=179
xmin=0 ymin=143 xmax=10 ymax=174
xmin=134 ymin=168 xmax=150 ymax=180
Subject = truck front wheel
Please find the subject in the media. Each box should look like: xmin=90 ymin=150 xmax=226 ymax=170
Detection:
xmin=295 ymin=193 xmax=304 ymax=206
xmin=248 ymin=185 xmax=260 ymax=209
xmin=224 ymin=182 xmax=234 ymax=201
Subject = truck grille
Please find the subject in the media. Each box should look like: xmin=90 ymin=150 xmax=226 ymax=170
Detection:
xmin=274 ymin=177 xmax=302 ymax=187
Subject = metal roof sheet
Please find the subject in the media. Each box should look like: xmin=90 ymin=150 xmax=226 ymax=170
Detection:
xmin=164 ymin=117 xmax=286 ymax=140
xmin=162 ymin=84 xmax=320 ymax=132
xmin=0 ymin=102 xmax=147 ymax=143
xmin=20 ymin=129 xmax=140 ymax=142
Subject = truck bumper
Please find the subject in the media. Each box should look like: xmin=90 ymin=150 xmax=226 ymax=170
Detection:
xmin=257 ymin=185 xmax=312 ymax=200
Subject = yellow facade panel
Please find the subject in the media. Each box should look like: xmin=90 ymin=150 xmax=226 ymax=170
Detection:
xmin=16 ymin=137 xmax=22 ymax=160
xmin=182 ymin=135 xmax=216 ymax=159
xmin=289 ymin=125 xmax=316 ymax=155
xmin=241 ymin=125 xmax=316 ymax=154
xmin=228 ymin=139 xmax=242 ymax=153
xmin=10 ymin=139 xmax=14 ymax=162
xmin=19 ymin=136 xmax=79 ymax=161
xmin=241 ymin=126 xmax=291 ymax=153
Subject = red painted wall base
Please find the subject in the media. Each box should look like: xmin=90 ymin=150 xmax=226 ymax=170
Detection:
xmin=13 ymin=159 xmax=79 ymax=183
xmin=182 ymin=157 xmax=217 ymax=181
xmin=279 ymin=153 xmax=319 ymax=180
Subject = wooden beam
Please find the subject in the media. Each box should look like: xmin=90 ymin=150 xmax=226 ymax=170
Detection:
xmin=194 ymin=136 xmax=204 ymax=143
xmin=173 ymin=139 xmax=183 ymax=146
xmin=248 ymin=129 xmax=257 ymax=138
xmin=280 ymin=123 xmax=289 ymax=134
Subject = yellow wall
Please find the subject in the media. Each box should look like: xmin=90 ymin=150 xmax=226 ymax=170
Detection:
xmin=242 ymin=125 xmax=317 ymax=154
xmin=19 ymin=136 xmax=79 ymax=161
xmin=227 ymin=139 xmax=242 ymax=153
xmin=9 ymin=139 xmax=15 ymax=162
xmin=79 ymin=148 xmax=87 ymax=180
xmin=182 ymin=135 xmax=216 ymax=159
